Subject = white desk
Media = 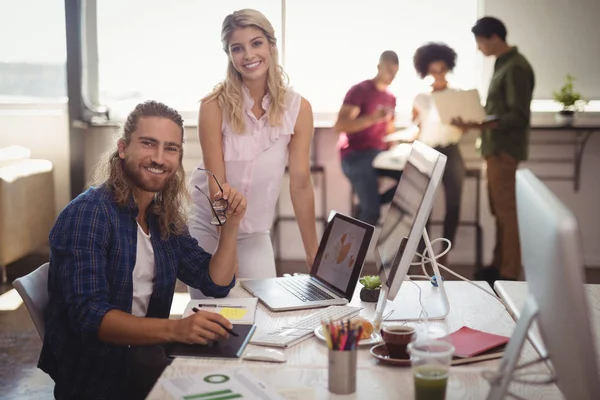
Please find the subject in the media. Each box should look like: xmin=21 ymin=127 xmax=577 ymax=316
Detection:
xmin=148 ymin=281 xmax=562 ymax=399
xmin=494 ymin=281 xmax=600 ymax=377
xmin=372 ymin=143 xmax=412 ymax=171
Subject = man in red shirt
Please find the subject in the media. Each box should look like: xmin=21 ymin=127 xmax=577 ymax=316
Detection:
xmin=334 ymin=50 xmax=400 ymax=225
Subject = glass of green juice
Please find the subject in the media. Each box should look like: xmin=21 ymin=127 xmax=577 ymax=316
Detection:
xmin=408 ymin=339 xmax=455 ymax=400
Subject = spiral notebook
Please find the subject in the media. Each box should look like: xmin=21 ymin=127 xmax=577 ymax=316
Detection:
xmin=165 ymin=324 xmax=256 ymax=359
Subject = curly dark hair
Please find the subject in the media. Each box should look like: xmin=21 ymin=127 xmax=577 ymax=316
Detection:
xmin=413 ymin=42 xmax=457 ymax=79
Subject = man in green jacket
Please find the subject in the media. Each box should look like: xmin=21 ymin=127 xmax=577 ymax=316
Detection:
xmin=453 ymin=16 xmax=535 ymax=285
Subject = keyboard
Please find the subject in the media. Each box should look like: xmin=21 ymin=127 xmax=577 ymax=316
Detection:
xmin=276 ymin=277 xmax=334 ymax=302
xmin=249 ymin=305 xmax=363 ymax=348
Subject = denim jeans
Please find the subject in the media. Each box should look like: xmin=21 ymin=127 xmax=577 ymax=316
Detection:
xmin=341 ymin=149 xmax=402 ymax=225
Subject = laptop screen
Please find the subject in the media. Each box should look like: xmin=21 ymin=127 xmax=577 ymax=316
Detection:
xmin=311 ymin=213 xmax=374 ymax=299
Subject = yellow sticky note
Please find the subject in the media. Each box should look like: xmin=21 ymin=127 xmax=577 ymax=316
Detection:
xmin=219 ymin=307 xmax=248 ymax=320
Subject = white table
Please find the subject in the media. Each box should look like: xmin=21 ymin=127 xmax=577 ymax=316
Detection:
xmin=494 ymin=281 xmax=600 ymax=377
xmin=148 ymin=281 xmax=563 ymax=399
xmin=372 ymin=143 xmax=412 ymax=171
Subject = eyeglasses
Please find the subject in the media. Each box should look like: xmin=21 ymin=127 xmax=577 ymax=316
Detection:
xmin=194 ymin=168 xmax=229 ymax=226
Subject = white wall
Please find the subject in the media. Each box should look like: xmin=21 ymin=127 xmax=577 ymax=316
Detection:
xmin=0 ymin=102 xmax=70 ymax=216
xmin=482 ymin=0 xmax=600 ymax=100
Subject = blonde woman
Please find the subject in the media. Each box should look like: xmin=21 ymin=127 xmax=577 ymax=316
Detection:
xmin=188 ymin=9 xmax=318 ymax=298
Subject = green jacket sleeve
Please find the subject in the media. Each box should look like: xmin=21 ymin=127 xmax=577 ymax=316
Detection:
xmin=497 ymin=66 xmax=533 ymax=131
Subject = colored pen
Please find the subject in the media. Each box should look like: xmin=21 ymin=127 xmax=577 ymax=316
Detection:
xmin=192 ymin=307 xmax=239 ymax=337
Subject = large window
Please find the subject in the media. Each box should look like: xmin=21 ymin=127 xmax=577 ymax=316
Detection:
xmin=97 ymin=0 xmax=281 ymax=119
xmin=285 ymin=0 xmax=480 ymax=116
xmin=0 ymin=0 xmax=66 ymax=101
xmin=96 ymin=0 xmax=480 ymax=119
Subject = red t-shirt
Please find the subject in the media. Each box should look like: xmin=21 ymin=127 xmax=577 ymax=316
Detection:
xmin=338 ymin=80 xmax=396 ymax=158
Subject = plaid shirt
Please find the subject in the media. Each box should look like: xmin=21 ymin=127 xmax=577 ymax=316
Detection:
xmin=38 ymin=185 xmax=235 ymax=400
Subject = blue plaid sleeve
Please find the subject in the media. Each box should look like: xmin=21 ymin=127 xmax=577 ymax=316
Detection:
xmin=49 ymin=198 xmax=119 ymax=339
xmin=176 ymin=228 xmax=235 ymax=298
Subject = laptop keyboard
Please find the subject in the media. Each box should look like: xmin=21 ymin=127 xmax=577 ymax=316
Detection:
xmin=276 ymin=277 xmax=335 ymax=302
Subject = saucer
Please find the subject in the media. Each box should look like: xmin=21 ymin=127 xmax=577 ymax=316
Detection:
xmin=370 ymin=343 xmax=411 ymax=366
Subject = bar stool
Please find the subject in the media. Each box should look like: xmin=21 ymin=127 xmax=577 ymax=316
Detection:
xmin=271 ymin=164 xmax=328 ymax=262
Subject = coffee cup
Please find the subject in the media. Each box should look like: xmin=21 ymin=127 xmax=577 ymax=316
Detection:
xmin=380 ymin=325 xmax=416 ymax=359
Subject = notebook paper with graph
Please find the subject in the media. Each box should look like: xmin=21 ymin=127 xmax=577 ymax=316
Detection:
xmin=161 ymin=367 xmax=285 ymax=400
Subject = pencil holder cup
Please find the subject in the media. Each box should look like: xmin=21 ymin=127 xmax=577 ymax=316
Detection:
xmin=328 ymin=348 xmax=358 ymax=394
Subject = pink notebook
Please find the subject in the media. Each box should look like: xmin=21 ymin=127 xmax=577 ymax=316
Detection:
xmin=449 ymin=326 xmax=510 ymax=358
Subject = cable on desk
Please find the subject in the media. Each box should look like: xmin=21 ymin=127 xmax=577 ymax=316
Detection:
xmin=405 ymin=236 xmax=511 ymax=312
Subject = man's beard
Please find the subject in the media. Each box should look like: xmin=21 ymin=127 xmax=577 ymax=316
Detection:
xmin=123 ymin=159 xmax=174 ymax=193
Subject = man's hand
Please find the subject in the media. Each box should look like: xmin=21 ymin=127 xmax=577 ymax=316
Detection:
xmin=171 ymin=309 xmax=233 ymax=345
xmin=213 ymin=183 xmax=247 ymax=225
xmin=372 ymin=106 xmax=394 ymax=123
xmin=451 ymin=117 xmax=498 ymax=132
xmin=450 ymin=117 xmax=475 ymax=132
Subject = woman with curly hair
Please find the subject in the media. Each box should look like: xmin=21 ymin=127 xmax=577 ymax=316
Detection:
xmin=411 ymin=42 xmax=465 ymax=267
xmin=187 ymin=9 xmax=319 ymax=298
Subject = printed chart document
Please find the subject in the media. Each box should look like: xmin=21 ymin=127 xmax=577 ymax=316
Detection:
xmin=183 ymin=297 xmax=258 ymax=325
xmin=161 ymin=367 xmax=285 ymax=400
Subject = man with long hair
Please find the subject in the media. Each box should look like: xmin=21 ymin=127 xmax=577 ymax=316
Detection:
xmin=39 ymin=101 xmax=247 ymax=400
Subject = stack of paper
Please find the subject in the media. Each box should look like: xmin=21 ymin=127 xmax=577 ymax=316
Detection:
xmin=182 ymin=297 xmax=258 ymax=325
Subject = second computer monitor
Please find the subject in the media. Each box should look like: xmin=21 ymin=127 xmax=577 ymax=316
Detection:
xmin=376 ymin=140 xmax=447 ymax=300
xmin=487 ymin=169 xmax=599 ymax=400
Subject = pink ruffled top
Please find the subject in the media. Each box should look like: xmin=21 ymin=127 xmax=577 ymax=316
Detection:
xmin=189 ymin=86 xmax=303 ymax=234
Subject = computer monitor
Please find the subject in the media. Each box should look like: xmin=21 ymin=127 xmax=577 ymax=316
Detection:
xmin=374 ymin=140 xmax=448 ymax=321
xmin=487 ymin=169 xmax=599 ymax=400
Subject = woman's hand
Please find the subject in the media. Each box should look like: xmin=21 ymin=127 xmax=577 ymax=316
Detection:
xmin=305 ymin=252 xmax=316 ymax=271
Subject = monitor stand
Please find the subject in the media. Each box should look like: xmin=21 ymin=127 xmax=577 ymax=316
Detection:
xmin=486 ymin=295 xmax=551 ymax=400
xmin=373 ymin=228 xmax=450 ymax=329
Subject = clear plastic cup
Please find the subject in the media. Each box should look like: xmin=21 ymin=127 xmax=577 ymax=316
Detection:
xmin=408 ymin=339 xmax=455 ymax=400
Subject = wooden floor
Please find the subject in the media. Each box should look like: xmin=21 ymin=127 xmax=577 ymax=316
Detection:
xmin=2 ymin=250 xmax=600 ymax=399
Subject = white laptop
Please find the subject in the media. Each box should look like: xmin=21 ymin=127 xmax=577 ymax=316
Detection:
xmin=241 ymin=212 xmax=374 ymax=311
xmin=432 ymin=88 xmax=488 ymax=124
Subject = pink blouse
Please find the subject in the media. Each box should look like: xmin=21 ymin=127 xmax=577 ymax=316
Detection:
xmin=189 ymin=86 xmax=303 ymax=234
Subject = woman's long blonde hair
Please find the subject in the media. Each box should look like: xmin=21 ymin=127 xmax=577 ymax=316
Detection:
xmin=202 ymin=8 xmax=289 ymax=134
xmin=88 ymin=101 xmax=189 ymax=240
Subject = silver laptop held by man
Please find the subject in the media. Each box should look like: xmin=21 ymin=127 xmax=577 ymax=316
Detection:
xmin=241 ymin=212 xmax=374 ymax=311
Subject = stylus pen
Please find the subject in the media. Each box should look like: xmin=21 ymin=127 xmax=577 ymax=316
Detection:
xmin=192 ymin=307 xmax=239 ymax=337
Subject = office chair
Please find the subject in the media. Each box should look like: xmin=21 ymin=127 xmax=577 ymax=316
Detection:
xmin=12 ymin=262 xmax=49 ymax=341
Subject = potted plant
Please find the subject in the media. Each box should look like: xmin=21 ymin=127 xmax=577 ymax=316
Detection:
xmin=359 ymin=275 xmax=382 ymax=302
xmin=553 ymin=74 xmax=588 ymax=125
